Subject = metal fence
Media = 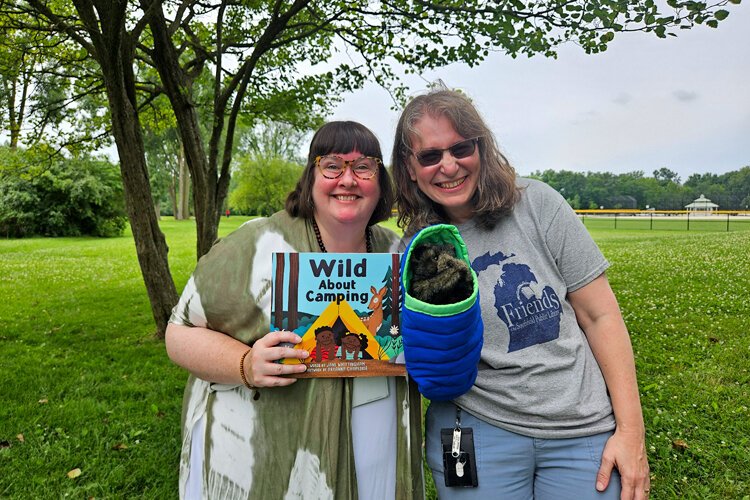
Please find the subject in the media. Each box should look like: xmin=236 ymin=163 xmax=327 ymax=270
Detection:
xmin=576 ymin=210 xmax=750 ymax=232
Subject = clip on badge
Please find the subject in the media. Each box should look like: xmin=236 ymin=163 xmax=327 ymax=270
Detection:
xmin=440 ymin=406 xmax=478 ymax=487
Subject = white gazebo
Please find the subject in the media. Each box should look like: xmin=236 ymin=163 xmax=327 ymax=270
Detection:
xmin=685 ymin=194 xmax=719 ymax=213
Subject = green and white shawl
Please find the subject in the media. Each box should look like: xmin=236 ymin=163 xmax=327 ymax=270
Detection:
xmin=170 ymin=211 xmax=424 ymax=499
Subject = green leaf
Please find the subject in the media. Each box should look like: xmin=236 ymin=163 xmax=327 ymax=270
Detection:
xmin=714 ymin=9 xmax=730 ymax=20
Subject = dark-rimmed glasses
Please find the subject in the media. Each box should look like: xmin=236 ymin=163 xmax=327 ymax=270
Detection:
xmin=315 ymin=155 xmax=381 ymax=180
xmin=413 ymin=137 xmax=480 ymax=167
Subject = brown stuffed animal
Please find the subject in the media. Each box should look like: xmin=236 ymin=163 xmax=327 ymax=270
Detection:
xmin=408 ymin=243 xmax=473 ymax=305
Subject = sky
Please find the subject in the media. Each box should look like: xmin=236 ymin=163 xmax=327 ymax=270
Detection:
xmin=326 ymin=5 xmax=750 ymax=181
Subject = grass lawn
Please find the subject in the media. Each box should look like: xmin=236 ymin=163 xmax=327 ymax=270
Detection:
xmin=1 ymin=217 xmax=748 ymax=498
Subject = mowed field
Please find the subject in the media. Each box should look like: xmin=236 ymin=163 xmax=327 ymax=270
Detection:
xmin=1 ymin=217 xmax=748 ymax=498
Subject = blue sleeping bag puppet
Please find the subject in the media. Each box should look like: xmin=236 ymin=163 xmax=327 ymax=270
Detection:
xmin=400 ymin=224 xmax=483 ymax=400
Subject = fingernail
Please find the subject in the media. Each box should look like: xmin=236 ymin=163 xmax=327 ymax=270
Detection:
xmin=301 ymin=351 xmax=309 ymax=357
xmin=596 ymin=482 xmax=604 ymax=491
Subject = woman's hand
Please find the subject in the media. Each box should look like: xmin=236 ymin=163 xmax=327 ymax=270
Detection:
xmin=596 ymin=427 xmax=650 ymax=499
xmin=244 ymin=330 xmax=309 ymax=388
xmin=569 ymin=274 xmax=650 ymax=498
xmin=166 ymin=324 xmax=309 ymax=387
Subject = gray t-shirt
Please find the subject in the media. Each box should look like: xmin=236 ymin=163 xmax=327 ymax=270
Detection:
xmin=427 ymin=178 xmax=615 ymax=438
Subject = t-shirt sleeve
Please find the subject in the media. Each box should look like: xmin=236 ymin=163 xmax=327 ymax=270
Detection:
xmin=543 ymin=193 xmax=609 ymax=292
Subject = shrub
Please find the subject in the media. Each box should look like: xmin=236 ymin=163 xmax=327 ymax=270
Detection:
xmin=0 ymin=148 xmax=126 ymax=238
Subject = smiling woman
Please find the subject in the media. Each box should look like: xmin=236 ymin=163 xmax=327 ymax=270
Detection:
xmin=309 ymin=150 xmax=382 ymax=249
xmin=391 ymin=87 xmax=650 ymax=500
xmin=404 ymin=116 xmax=482 ymax=224
xmin=164 ymin=121 xmax=424 ymax=499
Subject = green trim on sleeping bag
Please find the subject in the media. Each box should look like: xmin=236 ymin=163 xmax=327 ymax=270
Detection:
xmin=402 ymin=224 xmax=479 ymax=317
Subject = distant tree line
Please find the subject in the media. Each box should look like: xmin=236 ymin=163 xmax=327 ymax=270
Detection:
xmin=530 ymin=166 xmax=750 ymax=211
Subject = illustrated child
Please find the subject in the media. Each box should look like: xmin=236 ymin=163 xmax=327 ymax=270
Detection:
xmin=338 ymin=332 xmax=368 ymax=360
xmin=310 ymin=326 xmax=338 ymax=362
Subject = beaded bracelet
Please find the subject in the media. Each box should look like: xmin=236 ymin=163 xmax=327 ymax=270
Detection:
xmin=239 ymin=349 xmax=255 ymax=390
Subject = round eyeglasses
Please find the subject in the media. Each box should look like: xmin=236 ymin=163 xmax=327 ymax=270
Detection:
xmin=315 ymin=155 xmax=381 ymax=180
xmin=413 ymin=137 xmax=480 ymax=167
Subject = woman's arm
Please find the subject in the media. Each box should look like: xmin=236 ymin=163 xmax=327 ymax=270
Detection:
xmin=165 ymin=324 xmax=309 ymax=388
xmin=568 ymin=273 xmax=651 ymax=500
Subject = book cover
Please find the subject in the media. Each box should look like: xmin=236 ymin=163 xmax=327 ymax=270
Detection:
xmin=271 ymin=252 xmax=405 ymax=377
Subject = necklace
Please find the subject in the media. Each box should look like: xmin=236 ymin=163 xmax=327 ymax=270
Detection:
xmin=311 ymin=218 xmax=372 ymax=253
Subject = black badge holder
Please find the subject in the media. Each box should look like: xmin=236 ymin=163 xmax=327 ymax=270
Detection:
xmin=440 ymin=406 xmax=479 ymax=487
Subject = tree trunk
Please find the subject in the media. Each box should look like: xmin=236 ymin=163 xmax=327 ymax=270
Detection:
xmin=143 ymin=0 xmax=223 ymax=258
xmin=177 ymin=142 xmax=190 ymax=220
xmin=7 ymin=78 xmax=19 ymax=150
xmin=85 ymin=1 xmax=178 ymax=337
xmin=169 ymin=172 xmax=178 ymax=220
xmin=194 ymin=178 xmax=221 ymax=256
xmin=104 ymin=77 xmax=178 ymax=336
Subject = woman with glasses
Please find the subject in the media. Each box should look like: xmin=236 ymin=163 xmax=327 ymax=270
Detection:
xmin=391 ymin=89 xmax=650 ymax=499
xmin=166 ymin=121 xmax=424 ymax=499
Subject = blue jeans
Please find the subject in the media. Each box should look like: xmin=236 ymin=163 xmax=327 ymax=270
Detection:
xmin=425 ymin=401 xmax=621 ymax=499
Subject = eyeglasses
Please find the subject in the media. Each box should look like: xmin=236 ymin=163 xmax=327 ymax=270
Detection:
xmin=315 ymin=155 xmax=381 ymax=180
xmin=413 ymin=137 xmax=480 ymax=167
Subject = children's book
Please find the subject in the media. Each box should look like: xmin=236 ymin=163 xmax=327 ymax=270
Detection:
xmin=271 ymin=252 xmax=405 ymax=378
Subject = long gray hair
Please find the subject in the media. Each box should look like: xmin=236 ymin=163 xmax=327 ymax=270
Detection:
xmin=391 ymin=88 xmax=520 ymax=235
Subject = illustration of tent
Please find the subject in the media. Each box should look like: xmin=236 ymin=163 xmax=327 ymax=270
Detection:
xmin=286 ymin=299 xmax=388 ymax=364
